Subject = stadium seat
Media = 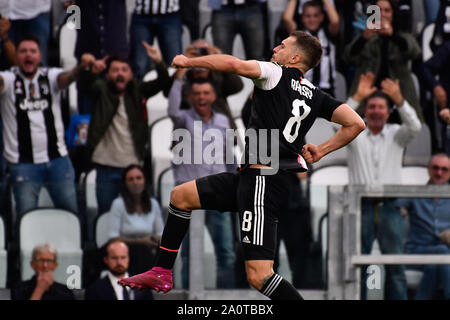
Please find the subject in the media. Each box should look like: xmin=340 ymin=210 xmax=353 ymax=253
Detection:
xmin=95 ymin=211 xmax=112 ymax=249
xmin=318 ymin=213 xmax=328 ymax=283
xmin=199 ymin=0 xmax=212 ymax=35
xmin=19 ymin=208 xmax=82 ymax=284
xmin=58 ymin=21 xmax=78 ymax=116
xmin=182 ymin=24 xmax=192 ymax=53
xmin=146 ymin=91 xmax=169 ymax=126
xmin=411 ymin=0 xmax=426 ymax=35
xmin=226 ymin=76 xmax=254 ymax=118
xmin=83 ymin=168 xmax=98 ymax=242
xmin=421 ymin=23 xmax=435 ymax=62
xmin=334 ymin=71 xmax=347 ymax=102
xmin=157 ymin=167 xmax=175 ymax=218
xmin=144 ymin=67 xmax=176 ymax=126
xmin=305 ymin=118 xmax=347 ymax=170
xmin=149 ymin=117 xmax=174 ymax=189
xmin=401 ymin=166 xmax=429 ymax=185
xmin=403 ymin=123 xmax=432 ymax=166
xmin=233 ymin=117 xmax=246 ymax=162
xmin=309 ymin=165 xmax=349 ymax=243
xmin=0 ymin=216 xmax=6 ymax=288
xmin=267 ymin=0 xmax=287 ymax=48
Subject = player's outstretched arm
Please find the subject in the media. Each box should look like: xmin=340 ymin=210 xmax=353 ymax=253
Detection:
xmin=302 ymin=104 xmax=365 ymax=163
xmin=171 ymin=54 xmax=261 ymax=79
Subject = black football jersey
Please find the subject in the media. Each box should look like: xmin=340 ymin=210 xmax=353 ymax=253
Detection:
xmin=244 ymin=63 xmax=342 ymax=172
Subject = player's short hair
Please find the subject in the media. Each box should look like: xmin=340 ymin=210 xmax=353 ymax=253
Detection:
xmin=290 ymin=31 xmax=323 ymax=71
xmin=364 ymin=90 xmax=394 ymax=110
xmin=16 ymin=35 xmax=41 ymax=49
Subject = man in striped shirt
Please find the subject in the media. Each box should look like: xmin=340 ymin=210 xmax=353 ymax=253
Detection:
xmin=0 ymin=35 xmax=84 ymax=221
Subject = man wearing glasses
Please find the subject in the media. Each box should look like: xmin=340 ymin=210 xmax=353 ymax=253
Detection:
xmin=396 ymin=153 xmax=450 ymax=300
xmin=11 ymin=243 xmax=75 ymax=300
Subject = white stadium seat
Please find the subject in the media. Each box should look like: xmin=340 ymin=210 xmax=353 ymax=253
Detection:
xmin=149 ymin=117 xmax=174 ymax=189
xmin=19 ymin=208 xmax=82 ymax=284
xmin=95 ymin=211 xmax=112 ymax=248
xmin=0 ymin=217 xmax=7 ymax=288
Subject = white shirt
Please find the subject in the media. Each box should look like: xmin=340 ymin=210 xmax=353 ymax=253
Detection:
xmin=0 ymin=67 xmax=68 ymax=163
xmin=91 ymin=96 xmax=140 ymax=168
xmin=108 ymin=197 xmax=164 ymax=239
xmin=343 ymin=97 xmax=422 ymax=186
xmin=107 ymin=271 xmax=134 ymax=300
xmin=0 ymin=0 xmax=52 ymax=20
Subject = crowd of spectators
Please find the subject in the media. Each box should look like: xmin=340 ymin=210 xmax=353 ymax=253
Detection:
xmin=0 ymin=0 xmax=449 ymax=300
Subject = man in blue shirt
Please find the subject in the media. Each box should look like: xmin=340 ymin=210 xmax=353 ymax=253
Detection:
xmin=396 ymin=153 xmax=450 ymax=299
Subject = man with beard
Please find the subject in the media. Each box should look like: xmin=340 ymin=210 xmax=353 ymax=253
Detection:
xmin=0 ymin=35 xmax=83 ymax=221
xmin=85 ymin=239 xmax=153 ymax=300
xmin=341 ymin=72 xmax=422 ymax=300
xmin=79 ymin=43 xmax=169 ymax=219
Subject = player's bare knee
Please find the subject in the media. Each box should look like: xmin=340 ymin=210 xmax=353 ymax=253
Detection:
xmin=170 ymin=185 xmax=194 ymax=211
xmin=170 ymin=186 xmax=185 ymax=209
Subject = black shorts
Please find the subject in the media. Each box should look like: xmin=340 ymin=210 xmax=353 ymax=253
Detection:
xmin=195 ymin=168 xmax=291 ymax=260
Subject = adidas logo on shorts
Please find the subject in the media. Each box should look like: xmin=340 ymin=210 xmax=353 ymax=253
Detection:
xmin=243 ymin=236 xmax=251 ymax=244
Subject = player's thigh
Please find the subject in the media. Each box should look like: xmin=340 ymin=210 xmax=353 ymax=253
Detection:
xmin=195 ymin=172 xmax=239 ymax=212
xmin=237 ymin=169 xmax=290 ymax=261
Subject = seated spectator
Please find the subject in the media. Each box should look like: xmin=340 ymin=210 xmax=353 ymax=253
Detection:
xmin=209 ymin=0 xmax=266 ymax=60
xmin=283 ymin=0 xmax=339 ymax=95
xmin=168 ymin=75 xmax=236 ymax=288
xmin=107 ymin=165 xmax=164 ymax=275
xmin=396 ymin=153 xmax=450 ymax=300
xmin=420 ymin=40 xmax=450 ymax=155
xmin=0 ymin=36 xmax=81 ymax=222
xmin=79 ymin=44 xmax=169 ymax=219
xmin=343 ymin=0 xmax=423 ymax=123
xmin=11 ymin=243 xmax=75 ymax=300
xmin=5 ymin=0 xmax=52 ymax=66
xmin=85 ymin=239 xmax=153 ymax=300
xmin=130 ymin=0 xmax=183 ymax=78
xmin=164 ymin=39 xmax=243 ymax=130
xmin=341 ymin=71 xmax=422 ymax=300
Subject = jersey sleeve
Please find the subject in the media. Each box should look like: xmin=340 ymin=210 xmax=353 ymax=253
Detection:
xmin=48 ymin=68 xmax=65 ymax=93
xmin=0 ymin=71 xmax=15 ymax=96
xmin=314 ymin=88 xmax=342 ymax=121
xmin=253 ymin=61 xmax=283 ymax=90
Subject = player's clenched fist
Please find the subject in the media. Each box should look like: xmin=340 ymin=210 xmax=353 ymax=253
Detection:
xmin=302 ymin=143 xmax=322 ymax=164
xmin=171 ymin=55 xmax=190 ymax=68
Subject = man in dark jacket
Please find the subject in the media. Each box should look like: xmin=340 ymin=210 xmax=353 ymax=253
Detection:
xmin=79 ymin=43 xmax=169 ymax=219
xmin=11 ymin=244 xmax=75 ymax=300
xmin=85 ymin=239 xmax=153 ymax=300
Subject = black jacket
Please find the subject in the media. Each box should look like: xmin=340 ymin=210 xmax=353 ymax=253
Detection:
xmin=11 ymin=276 xmax=75 ymax=300
xmin=84 ymin=276 xmax=153 ymax=300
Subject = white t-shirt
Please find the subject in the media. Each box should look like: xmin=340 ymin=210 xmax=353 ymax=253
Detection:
xmin=108 ymin=197 xmax=164 ymax=239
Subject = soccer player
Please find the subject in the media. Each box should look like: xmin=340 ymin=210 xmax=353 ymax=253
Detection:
xmin=119 ymin=31 xmax=366 ymax=300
